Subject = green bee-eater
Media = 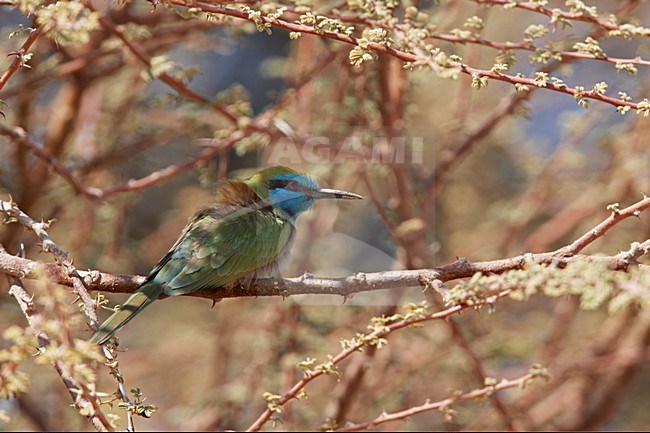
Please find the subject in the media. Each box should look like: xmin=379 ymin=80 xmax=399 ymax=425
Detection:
xmin=91 ymin=165 xmax=363 ymax=344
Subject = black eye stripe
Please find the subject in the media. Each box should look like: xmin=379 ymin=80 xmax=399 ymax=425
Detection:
xmin=268 ymin=179 xmax=289 ymax=189
xmin=269 ymin=179 xmax=302 ymax=190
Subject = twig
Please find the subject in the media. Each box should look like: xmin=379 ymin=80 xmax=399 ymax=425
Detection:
xmin=245 ymin=290 xmax=511 ymax=432
xmin=84 ymin=48 xmax=342 ymax=198
xmin=336 ymin=372 xmax=538 ymax=431
xmin=422 ymin=80 xmax=532 ymax=211
xmin=86 ymin=3 xmax=239 ymax=124
xmin=1 ymin=244 xmax=112 ymax=432
xmin=0 ymin=239 xmax=647 ymax=301
xmin=0 ymin=199 xmax=99 ymax=328
xmin=431 ymin=33 xmax=650 ymax=67
xmin=0 ymin=246 xmax=643 ymax=300
xmin=473 ymin=0 xmax=631 ymax=32
xmin=0 ymin=20 xmax=217 ymax=100
xmin=168 ymin=0 xmax=644 ymax=111
xmin=93 ymin=130 xmax=245 ymax=198
xmin=0 ymin=200 xmax=139 ymax=430
xmin=555 ymin=195 xmax=650 ymax=257
xmin=0 ymin=27 xmax=42 ymax=91
xmin=0 ymin=125 xmax=103 ymax=199
xmin=283 ymin=1 xmax=650 ymax=67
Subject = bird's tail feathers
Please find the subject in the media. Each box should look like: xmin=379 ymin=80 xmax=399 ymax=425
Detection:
xmin=91 ymin=283 xmax=163 ymax=345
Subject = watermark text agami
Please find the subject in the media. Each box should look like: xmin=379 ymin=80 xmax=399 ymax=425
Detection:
xmin=267 ymin=136 xmax=424 ymax=165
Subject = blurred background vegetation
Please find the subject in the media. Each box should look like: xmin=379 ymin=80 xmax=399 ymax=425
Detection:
xmin=0 ymin=0 xmax=649 ymax=431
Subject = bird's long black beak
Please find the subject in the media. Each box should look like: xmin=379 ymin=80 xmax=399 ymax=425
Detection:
xmin=311 ymin=188 xmax=364 ymax=200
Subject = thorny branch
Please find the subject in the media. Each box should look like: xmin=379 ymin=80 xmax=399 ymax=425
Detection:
xmin=283 ymin=0 xmax=650 ymax=67
xmin=1 ymin=243 xmax=647 ymax=301
xmin=473 ymin=0 xmax=632 ymax=32
xmin=0 ymin=124 xmax=103 ymax=199
xmin=0 ymin=196 xmax=648 ymax=301
xmin=168 ymin=0 xmax=647 ymax=112
xmin=429 ymin=33 xmax=650 ymax=67
xmin=85 ymin=3 xmax=240 ymax=125
xmin=0 ymin=200 xmax=142 ymax=431
xmin=1 ymin=245 xmax=112 ymax=432
xmin=0 ymin=26 xmax=42 ymax=92
xmin=336 ymin=372 xmax=543 ymax=432
xmin=245 ymin=290 xmax=512 ymax=432
xmin=0 ymin=199 xmax=99 ymax=328
xmin=70 ymin=45 xmax=341 ymax=199
xmin=556 ymin=195 xmax=650 ymax=257
xmin=2 ymin=194 xmax=647 ymax=431
xmin=1 ymin=2 xmax=649 ymax=430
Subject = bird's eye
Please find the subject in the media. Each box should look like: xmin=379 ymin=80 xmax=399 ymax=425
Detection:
xmin=268 ymin=179 xmax=288 ymax=190
xmin=287 ymin=180 xmax=301 ymax=190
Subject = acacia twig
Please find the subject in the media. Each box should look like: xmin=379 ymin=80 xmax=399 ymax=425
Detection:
xmin=473 ymin=0 xmax=634 ymax=32
xmin=0 ymin=199 xmax=99 ymax=327
xmin=556 ymin=195 xmax=650 ymax=257
xmin=0 ymin=27 xmax=42 ymax=91
xmin=430 ymin=33 xmax=650 ymax=67
xmin=0 ymin=124 xmax=103 ymax=199
xmin=283 ymin=0 xmax=650 ymax=67
xmin=168 ymin=0 xmax=645 ymax=112
xmin=86 ymin=3 xmax=240 ymax=125
xmin=1 ymin=244 xmax=112 ymax=432
xmin=336 ymin=372 xmax=539 ymax=432
xmin=245 ymin=290 xmax=511 ymax=432
xmin=1 ymin=232 xmax=648 ymax=303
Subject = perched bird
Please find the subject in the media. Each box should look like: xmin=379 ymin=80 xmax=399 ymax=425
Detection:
xmin=91 ymin=165 xmax=363 ymax=344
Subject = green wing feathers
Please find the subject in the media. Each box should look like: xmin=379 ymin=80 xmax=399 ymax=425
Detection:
xmin=156 ymin=206 xmax=293 ymax=296
xmin=91 ymin=201 xmax=293 ymax=344
xmin=90 ymin=283 xmax=163 ymax=345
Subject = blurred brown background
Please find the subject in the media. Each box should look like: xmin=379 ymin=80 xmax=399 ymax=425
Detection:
xmin=0 ymin=0 xmax=649 ymax=431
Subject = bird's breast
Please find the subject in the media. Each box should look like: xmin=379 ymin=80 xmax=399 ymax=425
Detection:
xmin=250 ymin=222 xmax=295 ymax=279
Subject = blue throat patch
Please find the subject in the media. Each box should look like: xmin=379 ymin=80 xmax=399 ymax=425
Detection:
xmin=267 ymin=173 xmax=319 ymax=219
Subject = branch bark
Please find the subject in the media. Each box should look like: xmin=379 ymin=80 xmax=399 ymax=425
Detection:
xmin=1 ymin=196 xmax=648 ymax=301
xmin=0 ymin=27 xmax=42 ymax=91
xmin=2 ymin=244 xmax=112 ymax=432
xmin=167 ymin=0 xmax=645 ymax=112
xmin=0 ymin=244 xmax=646 ymax=301
xmin=336 ymin=372 xmax=540 ymax=432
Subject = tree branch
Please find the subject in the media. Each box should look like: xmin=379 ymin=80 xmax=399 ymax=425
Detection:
xmin=167 ymin=0 xmax=645 ymax=112
xmin=473 ymin=0 xmax=633 ymax=32
xmin=555 ymin=195 xmax=650 ymax=257
xmin=1 ymin=196 xmax=648 ymax=301
xmin=0 ymin=241 xmax=646 ymax=301
xmin=0 ymin=199 xmax=100 ymax=327
xmin=0 ymin=27 xmax=42 ymax=91
xmin=0 ymin=124 xmax=103 ymax=199
xmin=86 ymin=4 xmax=240 ymax=125
xmin=245 ymin=290 xmax=512 ymax=432
xmin=2 ymin=245 xmax=112 ymax=432
xmin=431 ymin=33 xmax=650 ymax=67
xmin=336 ymin=372 xmax=542 ymax=432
